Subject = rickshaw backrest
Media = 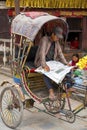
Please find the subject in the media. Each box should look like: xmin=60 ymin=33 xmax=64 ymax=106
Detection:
xmin=26 ymin=45 xmax=38 ymax=62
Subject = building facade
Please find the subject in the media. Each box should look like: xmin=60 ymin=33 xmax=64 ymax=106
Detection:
xmin=0 ymin=1 xmax=10 ymax=39
xmin=1 ymin=0 xmax=87 ymax=50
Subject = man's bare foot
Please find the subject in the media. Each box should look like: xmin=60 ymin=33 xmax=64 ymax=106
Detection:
xmin=49 ymin=88 xmax=56 ymax=100
xmin=67 ymin=87 xmax=78 ymax=93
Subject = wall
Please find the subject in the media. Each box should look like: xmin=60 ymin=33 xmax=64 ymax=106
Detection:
xmin=0 ymin=9 xmax=10 ymax=39
xmin=82 ymin=17 xmax=87 ymax=51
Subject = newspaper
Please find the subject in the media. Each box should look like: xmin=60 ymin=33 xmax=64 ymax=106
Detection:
xmin=35 ymin=60 xmax=73 ymax=84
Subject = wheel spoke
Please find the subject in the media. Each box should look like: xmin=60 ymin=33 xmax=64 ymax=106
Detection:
xmin=2 ymin=90 xmax=13 ymax=107
xmin=2 ymin=109 xmax=13 ymax=125
xmin=12 ymin=108 xmax=22 ymax=123
xmin=0 ymin=87 xmax=23 ymax=128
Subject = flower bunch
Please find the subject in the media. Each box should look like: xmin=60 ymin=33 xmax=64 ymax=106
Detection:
xmin=76 ymin=55 xmax=87 ymax=69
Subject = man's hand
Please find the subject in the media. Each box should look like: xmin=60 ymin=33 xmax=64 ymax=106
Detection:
xmin=43 ymin=64 xmax=50 ymax=72
xmin=67 ymin=63 xmax=71 ymax=66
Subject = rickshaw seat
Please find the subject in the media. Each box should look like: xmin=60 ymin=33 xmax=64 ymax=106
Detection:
xmin=26 ymin=45 xmax=38 ymax=62
xmin=25 ymin=45 xmax=38 ymax=69
xmin=26 ymin=61 xmax=36 ymax=69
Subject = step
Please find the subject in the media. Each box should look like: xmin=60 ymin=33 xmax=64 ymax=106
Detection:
xmin=71 ymin=92 xmax=85 ymax=103
xmin=0 ymin=66 xmax=12 ymax=77
xmin=70 ymin=84 xmax=87 ymax=103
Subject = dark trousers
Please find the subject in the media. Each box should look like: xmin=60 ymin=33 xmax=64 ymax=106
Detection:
xmin=43 ymin=75 xmax=53 ymax=89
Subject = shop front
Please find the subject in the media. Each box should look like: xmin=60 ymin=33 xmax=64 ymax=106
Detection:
xmin=6 ymin=0 xmax=87 ymax=51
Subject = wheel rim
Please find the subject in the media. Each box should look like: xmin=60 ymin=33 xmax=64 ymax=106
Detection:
xmin=65 ymin=110 xmax=75 ymax=123
xmin=44 ymin=97 xmax=65 ymax=114
xmin=1 ymin=87 xmax=23 ymax=128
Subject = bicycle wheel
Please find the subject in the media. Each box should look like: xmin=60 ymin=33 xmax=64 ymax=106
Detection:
xmin=0 ymin=87 xmax=23 ymax=129
xmin=43 ymin=97 xmax=65 ymax=114
xmin=65 ymin=110 xmax=76 ymax=123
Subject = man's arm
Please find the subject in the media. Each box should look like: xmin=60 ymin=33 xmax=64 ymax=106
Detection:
xmin=39 ymin=37 xmax=48 ymax=67
xmin=56 ymin=42 xmax=68 ymax=65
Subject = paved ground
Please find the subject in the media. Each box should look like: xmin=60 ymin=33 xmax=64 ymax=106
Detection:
xmin=0 ymin=74 xmax=87 ymax=130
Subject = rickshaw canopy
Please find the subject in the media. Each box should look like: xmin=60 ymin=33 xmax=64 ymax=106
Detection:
xmin=11 ymin=11 xmax=69 ymax=42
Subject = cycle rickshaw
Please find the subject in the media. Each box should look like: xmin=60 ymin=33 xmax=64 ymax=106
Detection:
xmin=0 ymin=12 xmax=76 ymax=129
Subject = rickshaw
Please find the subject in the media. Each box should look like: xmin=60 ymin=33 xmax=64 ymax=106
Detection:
xmin=0 ymin=12 xmax=76 ymax=129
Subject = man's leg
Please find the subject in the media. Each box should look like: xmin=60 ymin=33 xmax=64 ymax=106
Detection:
xmin=43 ymin=75 xmax=55 ymax=99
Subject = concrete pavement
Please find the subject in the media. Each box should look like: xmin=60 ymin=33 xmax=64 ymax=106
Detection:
xmin=0 ymin=74 xmax=87 ymax=130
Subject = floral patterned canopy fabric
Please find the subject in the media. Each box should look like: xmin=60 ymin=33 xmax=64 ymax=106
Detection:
xmin=11 ymin=11 xmax=68 ymax=42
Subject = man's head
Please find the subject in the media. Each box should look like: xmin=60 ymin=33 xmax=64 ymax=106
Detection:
xmin=53 ymin=26 xmax=63 ymax=39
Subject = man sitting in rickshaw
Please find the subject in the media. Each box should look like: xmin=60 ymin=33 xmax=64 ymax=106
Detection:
xmin=34 ymin=26 xmax=69 ymax=100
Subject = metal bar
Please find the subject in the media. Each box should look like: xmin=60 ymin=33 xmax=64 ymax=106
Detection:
xmin=22 ymin=41 xmax=33 ymax=68
xmin=14 ymin=0 xmax=20 ymax=15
